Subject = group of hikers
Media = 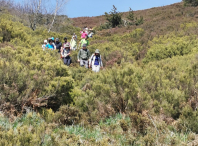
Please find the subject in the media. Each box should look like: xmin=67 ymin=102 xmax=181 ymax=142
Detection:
xmin=41 ymin=27 xmax=103 ymax=72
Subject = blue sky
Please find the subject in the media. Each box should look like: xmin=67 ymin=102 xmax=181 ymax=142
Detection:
xmin=66 ymin=0 xmax=182 ymax=17
xmin=14 ymin=0 xmax=182 ymax=18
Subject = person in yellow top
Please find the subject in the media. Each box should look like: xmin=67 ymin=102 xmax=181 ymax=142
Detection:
xmin=79 ymin=36 xmax=90 ymax=48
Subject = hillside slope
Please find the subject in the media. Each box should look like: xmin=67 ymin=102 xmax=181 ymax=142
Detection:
xmin=72 ymin=2 xmax=198 ymax=35
xmin=1 ymin=2 xmax=198 ymax=145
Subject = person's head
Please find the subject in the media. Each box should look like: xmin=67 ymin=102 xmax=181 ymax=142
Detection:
xmin=82 ymin=44 xmax=87 ymax=49
xmin=85 ymin=36 xmax=89 ymax=40
xmin=95 ymin=49 xmax=100 ymax=56
xmin=64 ymin=37 xmax=67 ymax=42
xmin=56 ymin=38 xmax=59 ymax=43
xmin=44 ymin=40 xmax=48 ymax=45
xmin=65 ymin=44 xmax=70 ymax=50
xmin=49 ymin=39 xmax=53 ymax=44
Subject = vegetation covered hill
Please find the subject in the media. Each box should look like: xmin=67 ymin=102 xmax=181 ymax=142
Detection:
xmin=1 ymin=1 xmax=198 ymax=145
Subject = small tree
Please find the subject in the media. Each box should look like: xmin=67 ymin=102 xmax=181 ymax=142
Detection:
xmin=126 ymin=8 xmax=143 ymax=26
xmin=20 ymin=0 xmax=68 ymax=32
xmin=135 ymin=16 xmax=144 ymax=26
xmin=105 ymin=5 xmax=122 ymax=28
xmin=183 ymin=0 xmax=198 ymax=6
xmin=48 ymin=0 xmax=69 ymax=33
xmin=127 ymin=7 xmax=134 ymax=21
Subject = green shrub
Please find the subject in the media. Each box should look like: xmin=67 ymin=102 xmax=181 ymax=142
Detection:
xmin=183 ymin=0 xmax=198 ymax=6
xmin=54 ymin=105 xmax=82 ymax=125
xmin=105 ymin=5 xmax=122 ymax=28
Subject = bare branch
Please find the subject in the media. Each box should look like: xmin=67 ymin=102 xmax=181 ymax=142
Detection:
xmin=48 ymin=0 xmax=69 ymax=33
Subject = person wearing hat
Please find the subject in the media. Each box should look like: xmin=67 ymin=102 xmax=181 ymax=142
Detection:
xmin=42 ymin=40 xmax=48 ymax=51
xmin=73 ymin=33 xmax=77 ymax=39
xmin=55 ymin=38 xmax=62 ymax=53
xmin=89 ymin=49 xmax=103 ymax=72
xmin=62 ymin=44 xmax=71 ymax=66
xmin=61 ymin=37 xmax=71 ymax=57
xmin=70 ymin=35 xmax=77 ymax=51
xmin=51 ymin=37 xmax=56 ymax=50
xmin=77 ymin=44 xmax=90 ymax=68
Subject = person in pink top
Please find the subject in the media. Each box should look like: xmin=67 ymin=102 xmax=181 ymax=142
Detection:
xmin=81 ymin=30 xmax=88 ymax=39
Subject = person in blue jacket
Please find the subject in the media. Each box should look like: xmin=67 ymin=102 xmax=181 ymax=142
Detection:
xmin=46 ymin=39 xmax=55 ymax=50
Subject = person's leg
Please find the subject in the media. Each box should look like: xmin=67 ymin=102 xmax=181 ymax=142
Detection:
xmin=80 ymin=60 xmax=84 ymax=67
xmin=63 ymin=58 xmax=67 ymax=65
xmin=92 ymin=65 xmax=100 ymax=72
xmin=84 ymin=60 xmax=89 ymax=68
xmin=67 ymin=58 xmax=71 ymax=66
xmin=65 ymin=59 xmax=68 ymax=65
xmin=95 ymin=66 xmax=100 ymax=72
xmin=92 ymin=65 xmax=96 ymax=72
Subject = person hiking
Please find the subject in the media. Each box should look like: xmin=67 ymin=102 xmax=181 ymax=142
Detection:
xmin=88 ymin=27 xmax=94 ymax=38
xmin=81 ymin=30 xmax=88 ymax=39
xmin=46 ymin=39 xmax=55 ymax=50
xmin=42 ymin=40 xmax=48 ymax=51
xmin=88 ymin=31 xmax=94 ymax=38
xmin=85 ymin=27 xmax=89 ymax=35
xmin=89 ymin=49 xmax=103 ymax=72
xmin=77 ymin=44 xmax=90 ymax=68
xmin=89 ymin=27 xmax=93 ymax=32
xmin=55 ymin=38 xmax=62 ymax=53
xmin=51 ymin=37 xmax=56 ymax=50
xmin=70 ymin=36 xmax=77 ymax=51
xmin=61 ymin=37 xmax=71 ymax=56
xmin=62 ymin=44 xmax=71 ymax=66
xmin=79 ymin=36 xmax=89 ymax=47
xmin=73 ymin=33 xmax=77 ymax=39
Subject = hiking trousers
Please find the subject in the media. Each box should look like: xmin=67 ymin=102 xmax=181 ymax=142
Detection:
xmin=80 ymin=60 xmax=88 ymax=68
xmin=64 ymin=58 xmax=71 ymax=66
xmin=92 ymin=65 xmax=100 ymax=72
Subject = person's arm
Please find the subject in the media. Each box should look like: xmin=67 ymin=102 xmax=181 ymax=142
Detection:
xmin=42 ymin=45 xmax=44 ymax=51
xmin=61 ymin=47 xmax=63 ymax=54
xmin=89 ymin=54 xmax=94 ymax=68
xmin=66 ymin=50 xmax=71 ymax=56
xmin=70 ymin=39 xmax=73 ymax=45
xmin=87 ymin=50 xmax=91 ymax=59
xmin=62 ymin=50 xmax=65 ymax=57
xmin=61 ymin=44 xmax=64 ymax=53
xmin=53 ymin=43 xmax=56 ymax=50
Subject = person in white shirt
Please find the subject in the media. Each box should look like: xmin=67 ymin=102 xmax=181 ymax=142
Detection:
xmin=89 ymin=49 xmax=103 ymax=72
xmin=42 ymin=40 xmax=48 ymax=51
